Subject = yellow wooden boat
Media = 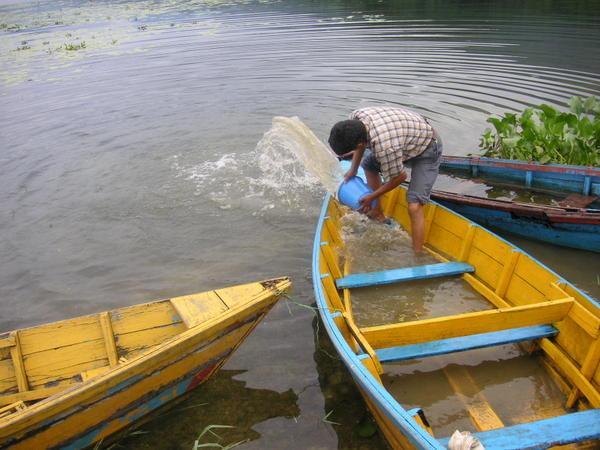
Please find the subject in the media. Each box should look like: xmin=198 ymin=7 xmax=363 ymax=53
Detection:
xmin=0 ymin=277 xmax=290 ymax=449
xmin=313 ymin=180 xmax=600 ymax=449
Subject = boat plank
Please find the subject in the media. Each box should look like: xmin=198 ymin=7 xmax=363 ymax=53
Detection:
xmin=438 ymin=409 xmax=600 ymax=450
xmin=443 ymin=364 xmax=504 ymax=431
xmin=216 ymin=282 xmax=275 ymax=309
xmin=540 ymin=339 xmax=600 ymax=408
xmin=170 ymin=291 xmax=227 ymax=328
xmin=376 ymin=325 xmax=558 ymax=363
xmin=115 ymin=322 xmax=187 ymax=359
xmin=336 ymin=262 xmax=474 ymax=290
xmin=18 ymin=316 xmax=103 ymax=356
xmin=110 ymin=301 xmax=182 ymax=336
xmin=361 ymin=299 xmax=573 ymax=349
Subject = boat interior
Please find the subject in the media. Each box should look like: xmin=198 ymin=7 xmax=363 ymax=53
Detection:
xmin=0 ymin=281 xmax=277 ymax=419
xmin=317 ymin=189 xmax=600 ymax=448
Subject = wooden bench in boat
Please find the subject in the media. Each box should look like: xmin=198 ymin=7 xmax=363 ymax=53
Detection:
xmin=376 ymin=325 xmax=558 ymax=363
xmin=335 ymin=262 xmax=474 ymax=289
xmin=437 ymin=408 xmax=600 ymax=450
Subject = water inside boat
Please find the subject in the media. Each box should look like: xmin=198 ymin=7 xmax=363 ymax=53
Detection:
xmin=435 ymin=171 xmax=600 ymax=209
xmin=339 ymin=215 xmax=591 ymax=442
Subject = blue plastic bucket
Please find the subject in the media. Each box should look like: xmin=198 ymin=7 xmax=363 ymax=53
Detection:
xmin=337 ymin=176 xmax=374 ymax=210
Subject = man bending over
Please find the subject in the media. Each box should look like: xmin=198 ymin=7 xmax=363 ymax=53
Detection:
xmin=328 ymin=106 xmax=442 ymax=253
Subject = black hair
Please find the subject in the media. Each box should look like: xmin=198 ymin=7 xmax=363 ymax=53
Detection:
xmin=328 ymin=119 xmax=368 ymax=155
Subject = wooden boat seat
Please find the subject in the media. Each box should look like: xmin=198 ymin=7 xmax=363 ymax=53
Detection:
xmin=438 ymin=408 xmax=600 ymax=450
xmin=335 ymin=262 xmax=474 ymax=290
xmin=376 ymin=325 xmax=558 ymax=363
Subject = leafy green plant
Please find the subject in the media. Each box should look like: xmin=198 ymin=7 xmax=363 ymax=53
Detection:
xmin=479 ymin=96 xmax=600 ymax=166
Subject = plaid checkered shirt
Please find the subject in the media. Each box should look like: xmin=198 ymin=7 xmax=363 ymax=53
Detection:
xmin=350 ymin=106 xmax=434 ymax=181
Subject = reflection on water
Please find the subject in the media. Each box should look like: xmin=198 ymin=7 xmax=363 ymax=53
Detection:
xmin=114 ymin=369 xmax=300 ymax=449
xmin=1 ymin=0 xmax=599 ymax=448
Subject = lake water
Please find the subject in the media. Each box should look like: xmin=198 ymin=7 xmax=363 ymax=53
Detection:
xmin=1 ymin=0 xmax=599 ymax=448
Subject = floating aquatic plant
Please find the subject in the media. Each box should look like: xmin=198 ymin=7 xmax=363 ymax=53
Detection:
xmin=64 ymin=41 xmax=87 ymax=51
xmin=479 ymin=96 xmax=600 ymax=166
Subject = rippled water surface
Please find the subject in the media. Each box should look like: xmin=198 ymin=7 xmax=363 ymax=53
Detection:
xmin=1 ymin=0 xmax=599 ymax=448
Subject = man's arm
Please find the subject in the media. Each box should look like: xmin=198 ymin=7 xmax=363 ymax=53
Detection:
xmin=358 ymin=171 xmax=407 ymax=213
xmin=343 ymin=146 xmax=366 ymax=182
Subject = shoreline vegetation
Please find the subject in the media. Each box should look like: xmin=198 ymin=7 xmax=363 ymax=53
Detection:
xmin=479 ymin=96 xmax=600 ymax=167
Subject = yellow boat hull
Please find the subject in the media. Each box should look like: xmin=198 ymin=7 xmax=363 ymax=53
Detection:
xmin=0 ymin=278 xmax=290 ymax=448
xmin=313 ymin=184 xmax=600 ymax=449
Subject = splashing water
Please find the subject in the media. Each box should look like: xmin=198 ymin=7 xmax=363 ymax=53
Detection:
xmin=256 ymin=116 xmax=344 ymax=195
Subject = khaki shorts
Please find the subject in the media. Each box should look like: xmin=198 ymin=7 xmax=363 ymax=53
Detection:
xmin=361 ymin=136 xmax=443 ymax=204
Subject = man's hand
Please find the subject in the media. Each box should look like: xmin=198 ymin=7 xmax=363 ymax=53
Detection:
xmin=343 ymin=168 xmax=358 ymax=182
xmin=358 ymin=193 xmax=375 ymax=213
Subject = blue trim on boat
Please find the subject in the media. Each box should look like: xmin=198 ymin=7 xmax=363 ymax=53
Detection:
xmin=440 ymin=157 xmax=600 ymax=196
xmin=312 ymin=193 xmax=444 ymax=450
xmin=314 ymin=168 xmax=600 ymax=449
xmin=435 ymin=200 xmax=600 ymax=253
xmin=376 ymin=325 xmax=558 ymax=363
xmin=438 ymin=409 xmax=600 ymax=450
xmin=336 ymin=262 xmax=474 ymax=289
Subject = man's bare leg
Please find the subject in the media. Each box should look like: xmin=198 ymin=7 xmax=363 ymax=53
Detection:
xmin=408 ymin=202 xmax=425 ymax=253
xmin=365 ymin=169 xmax=386 ymax=221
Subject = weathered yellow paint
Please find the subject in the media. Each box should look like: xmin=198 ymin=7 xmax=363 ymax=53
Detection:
xmin=333 ymin=315 xmax=358 ymax=353
xmin=383 ymin=188 xmax=401 ymax=218
xmin=457 ymin=224 xmax=475 ymax=262
xmin=567 ymin=302 xmax=600 ymax=338
xmin=342 ymin=312 xmax=383 ymax=374
xmin=0 ymin=278 xmax=290 ymax=448
xmin=426 ymin=222 xmax=462 ymax=258
xmin=463 ymin=274 xmax=511 ymax=309
xmin=512 ymin=254 xmax=557 ymax=298
xmin=555 ymin=316 xmax=594 ymax=366
xmin=540 ymin=338 xmax=600 ymax=408
xmin=80 ymin=366 xmax=111 ymax=383
xmin=324 ymin=217 xmax=343 ymax=247
xmin=321 ymin=243 xmax=343 ymax=280
xmin=423 ymin=204 xmax=437 ymax=244
xmin=319 ymin=192 xmax=600 ymax=449
xmin=170 ymin=292 xmax=227 ymax=328
xmin=0 ymin=385 xmax=71 ymax=407
xmin=566 ymin=338 xmax=600 ymax=408
xmin=8 ymin=322 xmax=256 ymax=449
xmin=495 ymin=250 xmax=520 ymax=298
xmin=431 ymin=206 xmax=470 ymax=239
xmin=9 ymin=333 xmax=28 ymax=393
xmin=0 ymin=338 xmax=15 ymax=350
xmin=443 ymin=364 xmax=504 ymax=431
xmin=321 ymin=275 xmax=344 ymax=313
xmin=361 ymin=299 xmax=574 ymax=349
xmin=99 ymin=312 xmax=118 ymax=367
xmin=466 ymin=246 xmax=502 ymax=289
xmin=504 ymin=273 xmax=546 ymax=306
xmin=471 ymin=227 xmax=512 ymax=265
xmin=0 ymin=401 xmax=25 ymax=420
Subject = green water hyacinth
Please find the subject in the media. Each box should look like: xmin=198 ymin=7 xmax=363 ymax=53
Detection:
xmin=479 ymin=96 xmax=600 ymax=166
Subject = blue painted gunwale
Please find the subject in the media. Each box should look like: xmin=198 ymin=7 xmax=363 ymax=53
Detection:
xmin=312 ymin=193 xmax=444 ymax=450
xmin=437 ymin=408 xmax=600 ymax=450
xmin=336 ymin=262 xmax=474 ymax=290
xmin=440 ymin=156 xmax=600 ymax=196
xmin=376 ymin=325 xmax=558 ymax=363
xmin=315 ymin=174 xmax=600 ymax=447
xmin=435 ymin=199 xmax=600 ymax=253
